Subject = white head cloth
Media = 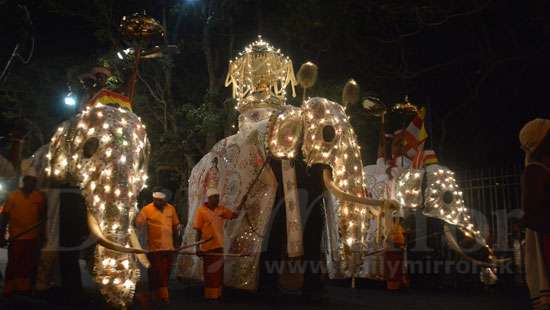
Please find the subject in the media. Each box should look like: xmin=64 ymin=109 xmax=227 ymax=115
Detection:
xmin=21 ymin=159 xmax=37 ymax=177
xmin=152 ymin=191 xmax=166 ymax=199
xmin=206 ymin=188 xmax=219 ymax=198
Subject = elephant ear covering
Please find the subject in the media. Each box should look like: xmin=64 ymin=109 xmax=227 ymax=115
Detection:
xmin=267 ymin=105 xmax=303 ymax=159
xmin=46 ymin=103 xmax=150 ymax=308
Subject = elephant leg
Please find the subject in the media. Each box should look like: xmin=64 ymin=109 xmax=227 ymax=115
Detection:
xmin=258 ymin=159 xmax=286 ymax=291
xmin=301 ymin=164 xmax=326 ymax=296
xmin=59 ymin=190 xmax=88 ymax=297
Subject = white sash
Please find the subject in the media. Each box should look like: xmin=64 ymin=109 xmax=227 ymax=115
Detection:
xmin=282 ymin=160 xmax=303 ymax=257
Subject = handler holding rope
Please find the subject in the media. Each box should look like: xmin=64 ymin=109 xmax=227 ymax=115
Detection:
xmin=0 ymin=169 xmax=45 ymax=297
xmin=193 ymin=163 xmax=240 ymax=300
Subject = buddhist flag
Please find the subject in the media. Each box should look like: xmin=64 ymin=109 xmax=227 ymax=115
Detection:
xmin=412 ymin=149 xmax=438 ymax=168
xmin=422 ymin=150 xmax=439 ymax=166
xmin=403 ymin=107 xmax=428 ymax=159
xmin=89 ymin=89 xmax=132 ymax=112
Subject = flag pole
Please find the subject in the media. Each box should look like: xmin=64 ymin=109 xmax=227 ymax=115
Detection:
xmin=425 ymin=96 xmax=434 ymax=150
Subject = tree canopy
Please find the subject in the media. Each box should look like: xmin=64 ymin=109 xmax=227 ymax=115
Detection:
xmin=1 ymin=0 xmax=547 ymax=194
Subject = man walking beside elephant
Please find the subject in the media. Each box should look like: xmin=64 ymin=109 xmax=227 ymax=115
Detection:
xmin=193 ymin=186 xmax=240 ymax=301
xmin=0 ymin=169 xmax=46 ymax=297
xmin=136 ymin=189 xmax=181 ymax=305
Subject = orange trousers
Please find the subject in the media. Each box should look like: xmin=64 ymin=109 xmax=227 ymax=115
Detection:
xmin=3 ymin=239 xmax=40 ymax=297
xmin=202 ymin=248 xmax=224 ymax=300
xmin=384 ymin=249 xmax=406 ymax=290
xmin=146 ymin=251 xmax=173 ymax=302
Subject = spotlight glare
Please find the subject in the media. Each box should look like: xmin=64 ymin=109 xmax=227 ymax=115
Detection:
xmin=64 ymin=94 xmax=77 ymax=106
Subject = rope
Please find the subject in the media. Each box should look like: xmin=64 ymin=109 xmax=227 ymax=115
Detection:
xmin=239 ymin=155 xmax=271 ymax=239
xmin=2 ymin=219 xmax=45 ymax=247
xmin=179 ymin=251 xmax=252 ymax=257
xmin=173 ymin=237 xmax=212 ymax=252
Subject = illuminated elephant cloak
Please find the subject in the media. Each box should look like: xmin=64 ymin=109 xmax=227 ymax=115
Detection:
xmin=36 ymin=101 xmax=150 ymax=307
xmin=365 ymin=157 xmax=508 ymax=281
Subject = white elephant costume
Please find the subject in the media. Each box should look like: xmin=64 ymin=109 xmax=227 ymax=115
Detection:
xmin=178 ymin=37 xmax=295 ymax=289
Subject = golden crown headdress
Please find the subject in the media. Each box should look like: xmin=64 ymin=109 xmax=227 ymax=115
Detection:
xmin=225 ymin=36 xmax=297 ymax=112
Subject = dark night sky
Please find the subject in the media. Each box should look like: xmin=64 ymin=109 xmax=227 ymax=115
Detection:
xmin=1 ymin=0 xmax=548 ymax=168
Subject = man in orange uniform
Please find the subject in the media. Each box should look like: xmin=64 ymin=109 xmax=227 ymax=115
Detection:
xmin=0 ymin=171 xmax=46 ymax=297
xmin=136 ymin=190 xmax=180 ymax=304
xmin=384 ymin=213 xmax=407 ymax=290
xmin=193 ymin=188 xmax=239 ymax=300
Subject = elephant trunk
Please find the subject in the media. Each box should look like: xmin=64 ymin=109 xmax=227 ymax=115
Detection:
xmin=76 ymin=106 xmax=150 ymax=307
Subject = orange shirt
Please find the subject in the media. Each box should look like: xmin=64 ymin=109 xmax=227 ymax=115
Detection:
xmin=193 ymin=204 xmax=237 ymax=252
xmin=2 ymin=190 xmax=45 ymax=240
xmin=389 ymin=223 xmax=406 ymax=248
xmin=136 ymin=203 xmax=180 ymax=251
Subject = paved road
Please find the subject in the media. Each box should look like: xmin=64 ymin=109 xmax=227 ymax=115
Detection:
xmin=0 ymin=248 xmax=530 ymax=309
xmin=172 ymin=283 xmax=530 ymax=310
xmin=0 ymin=280 xmax=531 ymax=310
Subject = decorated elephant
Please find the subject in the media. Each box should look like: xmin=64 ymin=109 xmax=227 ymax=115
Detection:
xmin=28 ymin=92 xmax=151 ymax=307
xmin=178 ymin=37 xmax=398 ymax=290
xmin=364 ymin=147 xmax=508 ymax=282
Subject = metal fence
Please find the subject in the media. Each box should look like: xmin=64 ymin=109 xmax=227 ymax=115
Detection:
xmin=450 ymin=165 xmax=525 ymax=287
xmin=456 ymin=165 xmax=523 ymax=252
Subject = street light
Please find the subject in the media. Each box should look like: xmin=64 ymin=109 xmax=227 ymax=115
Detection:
xmin=64 ymin=92 xmax=77 ymax=106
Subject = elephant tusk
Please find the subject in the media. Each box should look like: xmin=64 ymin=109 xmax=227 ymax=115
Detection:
xmin=322 ymin=168 xmax=385 ymax=215
xmin=87 ymin=212 xmax=148 ymax=254
xmin=129 ymin=230 xmax=150 ymax=268
xmin=443 ymin=223 xmax=510 ymax=267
